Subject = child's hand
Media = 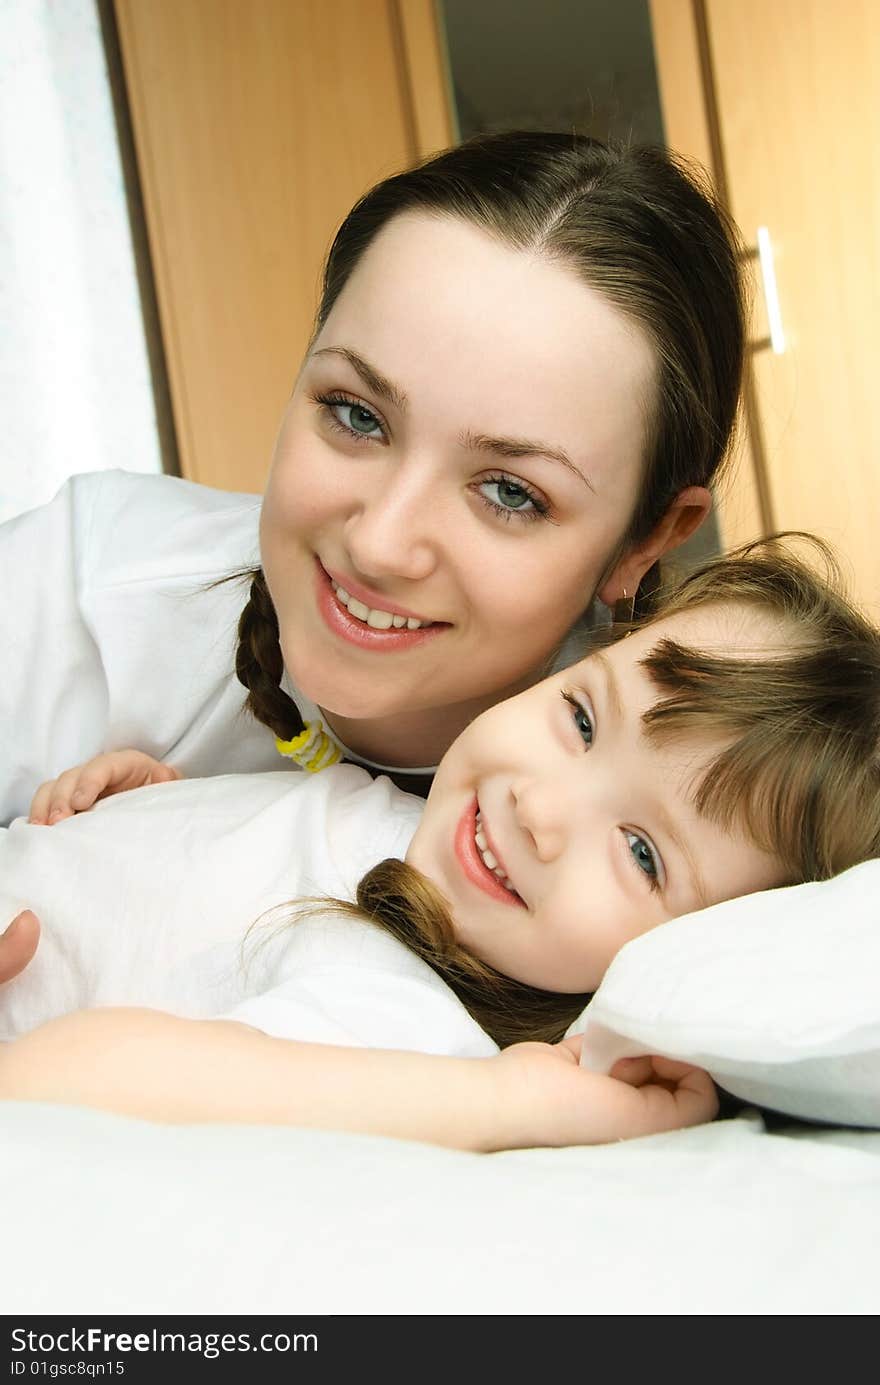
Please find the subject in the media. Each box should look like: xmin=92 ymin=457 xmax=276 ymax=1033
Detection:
xmin=29 ymin=751 xmax=181 ymax=824
xmin=0 ymin=910 xmax=39 ymax=982
xmin=495 ymin=1038 xmax=718 ymax=1147
xmin=606 ymin=1051 xmax=719 ymax=1115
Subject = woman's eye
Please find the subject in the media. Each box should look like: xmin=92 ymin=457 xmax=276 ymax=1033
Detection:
xmin=561 ymin=689 xmax=594 ymax=748
xmin=477 ymin=476 xmax=549 ymax=523
xmin=334 ymin=401 xmax=382 ymax=437
xmin=316 ymin=393 xmax=385 ymax=442
xmin=624 ymin=830 xmax=660 ymax=888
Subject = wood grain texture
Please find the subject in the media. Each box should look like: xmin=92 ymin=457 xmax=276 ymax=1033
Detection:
xmin=648 ymin=0 xmax=766 ymax=553
xmin=114 ymin=0 xmax=421 ymax=492
xmin=706 ymin=0 xmax=880 ymax=611
xmin=393 ymin=0 xmax=455 ymax=154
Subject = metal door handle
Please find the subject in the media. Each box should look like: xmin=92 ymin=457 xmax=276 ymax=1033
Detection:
xmin=756 ymin=226 xmax=786 ymax=354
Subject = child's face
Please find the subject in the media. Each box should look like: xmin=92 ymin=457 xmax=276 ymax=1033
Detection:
xmin=406 ymin=604 xmax=789 ymax=992
xmin=260 ymin=212 xmax=688 ymax=742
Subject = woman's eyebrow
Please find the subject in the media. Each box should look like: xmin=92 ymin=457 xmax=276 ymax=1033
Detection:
xmin=310 ymin=347 xmax=408 ymax=412
xmin=309 ymin=348 xmax=595 ymax=491
xmin=462 ymin=431 xmax=596 ymax=493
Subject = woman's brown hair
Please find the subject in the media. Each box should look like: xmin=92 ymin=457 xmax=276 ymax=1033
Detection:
xmin=291 ymin=535 xmax=880 ymax=1049
xmin=235 ymin=129 xmax=747 ymax=744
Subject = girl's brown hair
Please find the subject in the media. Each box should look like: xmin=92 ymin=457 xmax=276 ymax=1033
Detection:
xmin=235 ymin=130 xmax=747 ymax=744
xmin=301 ymin=535 xmax=880 ymax=1048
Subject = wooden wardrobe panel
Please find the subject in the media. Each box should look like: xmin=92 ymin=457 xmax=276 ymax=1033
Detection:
xmin=706 ymin=0 xmax=880 ymax=611
xmin=649 ymin=0 xmax=715 ymax=176
xmin=648 ymin=0 xmax=766 ymax=554
xmin=114 ymin=0 xmax=425 ymax=493
xmin=395 ymin=0 xmax=456 ymax=153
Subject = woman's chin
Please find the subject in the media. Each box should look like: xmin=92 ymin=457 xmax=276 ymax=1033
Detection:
xmin=295 ymin=669 xmax=421 ymax=726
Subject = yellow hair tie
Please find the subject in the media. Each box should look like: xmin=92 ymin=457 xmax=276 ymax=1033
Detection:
xmin=275 ymin=720 xmax=342 ymax=773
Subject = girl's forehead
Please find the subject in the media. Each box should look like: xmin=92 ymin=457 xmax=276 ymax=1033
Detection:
xmin=575 ymin=602 xmax=779 ymax=682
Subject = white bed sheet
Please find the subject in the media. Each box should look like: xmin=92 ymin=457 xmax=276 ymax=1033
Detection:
xmin=4 ymin=1101 xmax=879 ymax=1315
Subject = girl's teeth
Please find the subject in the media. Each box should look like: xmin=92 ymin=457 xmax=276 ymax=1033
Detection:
xmin=331 ymin=580 xmax=431 ymax=630
xmin=474 ymin=811 xmax=515 ymax=890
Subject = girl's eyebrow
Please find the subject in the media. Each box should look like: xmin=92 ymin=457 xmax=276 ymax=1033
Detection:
xmin=591 ymin=650 xmax=624 ymax=723
xmin=652 ymin=798 xmax=710 ymax=909
xmin=594 ymin=649 xmax=709 ymax=907
xmin=310 ymin=346 xmax=408 ymax=413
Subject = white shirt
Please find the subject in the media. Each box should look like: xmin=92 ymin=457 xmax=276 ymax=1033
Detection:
xmin=0 ymin=469 xmax=277 ymax=826
xmin=0 ymin=469 xmax=441 ymax=829
xmin=0 ymin=764 xmax=497 ymax=1057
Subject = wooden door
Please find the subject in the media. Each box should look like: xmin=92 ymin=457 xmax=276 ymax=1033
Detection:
xmin=114 ymin=0 xmax=453 ymax=494
xmin=651 ymin=0 xmax=880 ymax=614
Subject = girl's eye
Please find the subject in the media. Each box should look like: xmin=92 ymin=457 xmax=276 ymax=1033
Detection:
xmin=561 ymin=689 xmax=594 ymax=748
xmin=477 ymin=476 xmax=549 ymax=524
xmin=315 ymin=393 xmax=386 ymax=443
xmin=624 ymin=830 xmax=661 ymax=890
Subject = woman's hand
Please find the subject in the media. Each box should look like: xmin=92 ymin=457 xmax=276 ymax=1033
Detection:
xmin=0 ymin=910 xmax=40 ymax=982
xmin=29 ymin=750 xmax=181 ymax=824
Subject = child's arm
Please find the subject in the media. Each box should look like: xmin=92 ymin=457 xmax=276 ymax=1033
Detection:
xmin=29 ymin=751 xmax=180 ymax=824
xmin=0 ymin=1006 xmax=717 ymax=1151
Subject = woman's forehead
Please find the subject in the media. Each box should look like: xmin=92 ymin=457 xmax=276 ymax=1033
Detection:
xmin=319 ymin=212 xmax=654 ymax=390
xmin=314 ymin=212 xmax=656 ymax=486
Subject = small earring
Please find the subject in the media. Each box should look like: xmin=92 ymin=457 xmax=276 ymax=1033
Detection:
xmin=613 ymin=585 xmax=636 ymax=626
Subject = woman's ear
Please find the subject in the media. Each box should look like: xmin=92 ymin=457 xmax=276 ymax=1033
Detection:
xmin=597 ymin=486 xmax=712 ymax=607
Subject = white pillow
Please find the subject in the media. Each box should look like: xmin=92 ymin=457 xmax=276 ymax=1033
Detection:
xmin=568 ymin=858 xmax=880 ymax=1127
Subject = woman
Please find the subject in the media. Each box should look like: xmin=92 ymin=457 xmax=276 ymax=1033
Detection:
xmin=0 ymin=132 xmax=744 ymax=826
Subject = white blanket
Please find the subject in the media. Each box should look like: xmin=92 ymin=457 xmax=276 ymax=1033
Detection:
xmin=4 ymin=1101 xmax=878 ymax=1314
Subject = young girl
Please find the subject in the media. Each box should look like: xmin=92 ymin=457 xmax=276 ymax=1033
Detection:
xmin=0 ymin=130 xmax=746 ymax=826
xmin=2 ymin=540 xmax=879 ymax=1150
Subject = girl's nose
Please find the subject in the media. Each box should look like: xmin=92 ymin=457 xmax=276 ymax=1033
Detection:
xmin=510 ymin=777 xmax=570 ymax=863
xmin=343 ymin=465 xmax=441 ymax=584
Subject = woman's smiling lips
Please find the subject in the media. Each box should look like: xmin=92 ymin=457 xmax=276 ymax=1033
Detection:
xmin=453 ymin=797 xmax=525 ymax=908
xmin=314 ymin=558 xmax=449 ymax=651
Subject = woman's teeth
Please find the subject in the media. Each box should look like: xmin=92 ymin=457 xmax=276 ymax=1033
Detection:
xmin=475 ymin=811 xmax=517 ymax=893
xmin=331 ymin=580 xmax=432 ymax=630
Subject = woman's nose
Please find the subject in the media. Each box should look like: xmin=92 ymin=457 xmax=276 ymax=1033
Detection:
xmin=343 ymin=464 xmax=441 ymax=583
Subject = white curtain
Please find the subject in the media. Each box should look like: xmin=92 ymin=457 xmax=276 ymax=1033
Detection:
xmin=0 ymin=0 xmax=161 ymax=524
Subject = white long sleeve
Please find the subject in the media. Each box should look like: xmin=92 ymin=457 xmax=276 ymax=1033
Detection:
xmin=0 ymin=469 xmax=285 ymax=825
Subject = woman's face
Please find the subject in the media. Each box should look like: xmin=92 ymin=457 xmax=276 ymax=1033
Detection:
xmin=407 ymin=604 xmax=788 ymax=993
xmin=260 ymin=212 xmax=686 ymax=748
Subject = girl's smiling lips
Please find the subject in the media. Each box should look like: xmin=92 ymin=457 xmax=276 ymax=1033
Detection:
xmin=453 ymin=797 xmax=525 ymax=908
xmin=314 ymin=559 xmax=449 ymax=651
